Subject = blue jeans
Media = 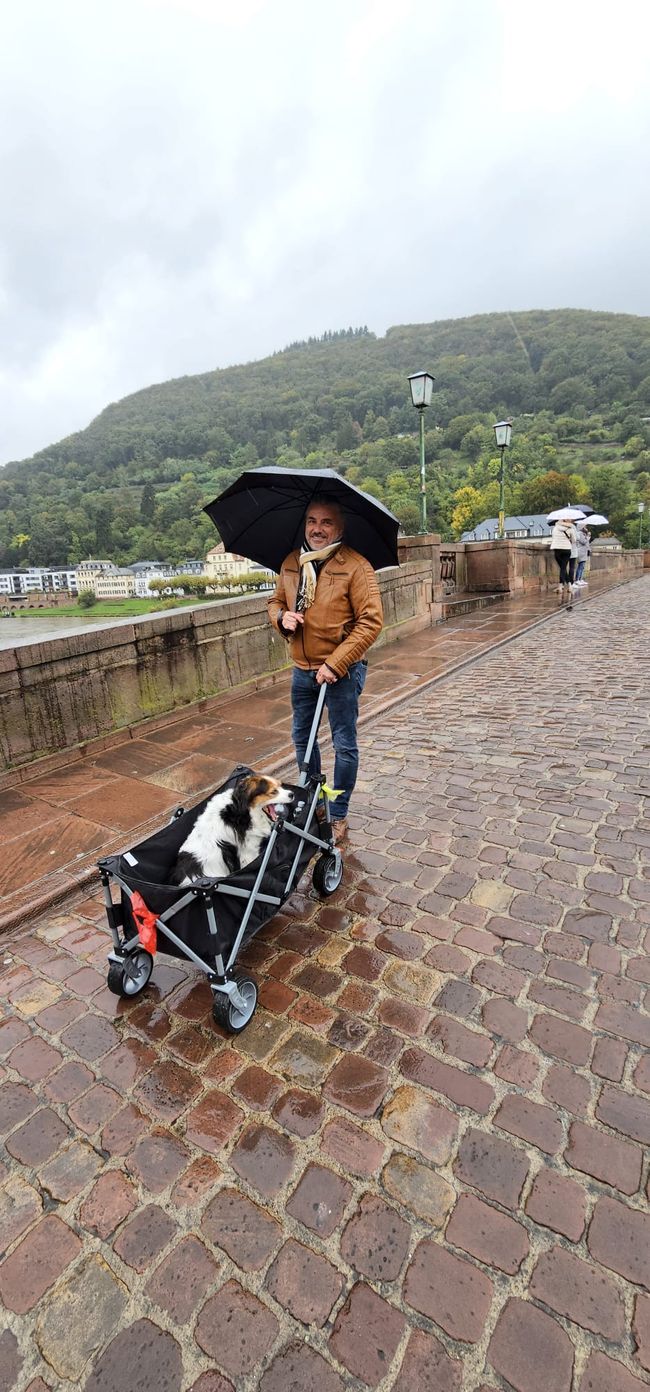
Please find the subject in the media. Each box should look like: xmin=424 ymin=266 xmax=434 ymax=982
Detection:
xmin=575 ymin=560 xmax=586 ymax=581
xmin=291 ymin=661 xmax=367 ymax=820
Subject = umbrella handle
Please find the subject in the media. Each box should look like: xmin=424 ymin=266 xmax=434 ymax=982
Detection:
xmin=297 ymin=681 xmax=328 ymax=787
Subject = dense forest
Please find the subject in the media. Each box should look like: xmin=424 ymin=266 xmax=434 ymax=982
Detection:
xmin=1 ymin=309 xmax=649 ymax=570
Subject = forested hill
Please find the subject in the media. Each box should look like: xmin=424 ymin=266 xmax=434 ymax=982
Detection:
xmin=2 ymin=309 xmax=650 ymax=568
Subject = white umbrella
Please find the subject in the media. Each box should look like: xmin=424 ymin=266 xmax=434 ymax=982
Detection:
xmin=583 ymin=513 xmax=609 ymax=526
xmin=547 ymin=507 xmax=587 ymax=522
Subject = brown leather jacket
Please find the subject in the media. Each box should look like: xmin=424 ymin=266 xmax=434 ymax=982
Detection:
xmin=267 ymin=544 xmax=383 ymax=676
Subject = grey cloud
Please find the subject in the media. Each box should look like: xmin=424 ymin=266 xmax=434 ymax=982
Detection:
xmin=1 ymin=0 xmax=649 ymax=464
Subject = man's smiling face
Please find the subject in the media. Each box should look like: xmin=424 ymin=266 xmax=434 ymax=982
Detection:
xmin=305 ymin=502 xmax=343 ymax=549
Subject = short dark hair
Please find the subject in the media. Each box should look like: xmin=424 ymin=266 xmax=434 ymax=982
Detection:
xmin=307 ymin=494 xmax=344 ymax=520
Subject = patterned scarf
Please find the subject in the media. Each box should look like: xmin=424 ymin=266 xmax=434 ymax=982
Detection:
xmin=296 ymin=540 xmax=342 ymax=611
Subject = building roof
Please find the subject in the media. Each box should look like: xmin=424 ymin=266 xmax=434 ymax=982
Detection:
xmin=76 ymin=558 xmax=117 ymax=570
xmin=461 ymin=514 xmax=552 ymax=541
xmin=129 ymin=561 xmax=171 ymax=572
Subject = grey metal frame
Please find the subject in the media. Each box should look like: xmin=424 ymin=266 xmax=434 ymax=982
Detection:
xmin=101 ymin=683 xmax=341 ymax=1010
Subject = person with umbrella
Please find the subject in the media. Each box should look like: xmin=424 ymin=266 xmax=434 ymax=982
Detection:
xmin=548 ymin=507 xmax=582 ymax=606
xmin=205 ymin=467 xmax=397 ymax=844
xmin=267 ymin=494 xmax=383 ymax=842
xmin=575 ymin=519 xmax=591 ymax=586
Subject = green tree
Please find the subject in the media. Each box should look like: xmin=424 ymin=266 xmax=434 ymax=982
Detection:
xmin=460 ymin=425 xmax=485 ymax=460
xmin=443 ymin=415 xmax=485 ymax=450
xmin=518 ymin=470 xmax=575 ymax=514
xmin=336 ymin=416 xmax=359 ymax=451
xmin=479 ymin=480 xmax=501 ymax=517
xmin=140 ymin=482 xmax=156 ymax=522
xmin=173 ymin=575 xmax=209 ymax=596
xmin=587 ymin=464 xmax=632 ymax=534
xmin=396 ymin=502 xmax=421 ymax=535
xmin=451 ymin=486 xmax=484 ymax=537
xmin=368 ymin=416 xmax=390 ymax=441
xmin=94 ymin=504 xmax=113 ymax=554
xmin=359 ymin=476 xmax=385 ymax=501
xmin=630 ymin=450 xmax=650 ymax=477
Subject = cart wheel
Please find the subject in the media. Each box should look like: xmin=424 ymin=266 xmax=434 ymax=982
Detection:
xmin=212 ymin=973 xmax=258 ymax=1033
xmin=107 ymin=950 xmax=154 ymax=998
xmin=313 ymin=851 xmax=343 ymax=897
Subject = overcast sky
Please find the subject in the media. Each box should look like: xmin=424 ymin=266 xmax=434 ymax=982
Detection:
xmin=1 ymin=0 xmax=649 ymax=465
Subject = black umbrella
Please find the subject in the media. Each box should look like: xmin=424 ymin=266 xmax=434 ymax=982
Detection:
xmin=204 ymin=467 xmax=400 ymax=573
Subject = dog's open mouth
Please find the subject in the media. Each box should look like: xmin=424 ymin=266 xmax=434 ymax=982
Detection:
xmin=263 ymin=803 xmax=281 ymax=823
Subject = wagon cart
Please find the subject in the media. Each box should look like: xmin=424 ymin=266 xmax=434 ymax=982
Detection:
xmin=98 ymin=684 xmax=342 ymax=1033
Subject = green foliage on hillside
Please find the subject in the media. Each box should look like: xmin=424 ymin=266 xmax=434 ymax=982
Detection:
xmin=1 ymin=310 xmax=649 ymax=568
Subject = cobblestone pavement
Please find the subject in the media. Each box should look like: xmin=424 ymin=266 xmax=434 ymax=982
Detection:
xmin=1 ymin=575 xmax=649 ymax=1391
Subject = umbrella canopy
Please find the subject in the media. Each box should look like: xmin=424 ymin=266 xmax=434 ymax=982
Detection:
xmin=569 ymin=503 xmax=594 ymax=515
xmin=547 ymin=507 xmax=587 ymax=522
xmin=583 ymin=513 xmax=609 ymax=526
xmin=204 ymin=467 xmax=400 ymax=573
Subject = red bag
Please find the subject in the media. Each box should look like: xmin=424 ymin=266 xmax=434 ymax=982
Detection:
xmin=131 ymin=891 xmax=158 ymax=955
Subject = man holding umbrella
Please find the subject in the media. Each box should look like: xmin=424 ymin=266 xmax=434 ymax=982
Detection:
xmin=205 ymin=467 xmax=396 ymax=843
xmin=268 ymin=495 xmax=383 ymax=842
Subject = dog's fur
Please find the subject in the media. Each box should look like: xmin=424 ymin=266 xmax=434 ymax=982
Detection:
xmin=170 ymin=774 xmax=294 ymax=884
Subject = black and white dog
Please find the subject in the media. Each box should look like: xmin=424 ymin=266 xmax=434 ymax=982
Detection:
xmin=170 ymin=773 xmax=294 ymax=884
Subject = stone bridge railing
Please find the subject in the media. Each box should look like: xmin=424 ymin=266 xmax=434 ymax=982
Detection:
xmin=0 ymin=538 xmax=645 ymax=772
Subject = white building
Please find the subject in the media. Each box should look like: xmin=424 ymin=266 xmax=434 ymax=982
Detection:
xmin=131 ymin=565 xmax=175 ymax=597
xmin=175 ymin=559 xmax=204 ymax=576
xmin=592 ymin=534 xmax=622 ymax=552
xmin=94 ymin=570 xmax=137 ymax=599
xmin=0 ymin=568 xmax=78 ymax=596
xmin=204 ymin=544 xmax=272 ymax=583
xmin=0 ymin=573 xmax=21 ymax=597
xmin=76 ymin=559 xmax=118 ymax=593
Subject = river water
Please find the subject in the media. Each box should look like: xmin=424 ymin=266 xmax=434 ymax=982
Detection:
xmin=0 ymin=609 xmax=179 ymax=650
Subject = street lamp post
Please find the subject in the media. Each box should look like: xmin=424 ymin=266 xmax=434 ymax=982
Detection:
xmin=638 ymin=501 xmax=645 ymax=547
xmin=493 ymin=420 xmax=513 ymax=539
xmin=408 ymin=372 xmax=435 ymax=533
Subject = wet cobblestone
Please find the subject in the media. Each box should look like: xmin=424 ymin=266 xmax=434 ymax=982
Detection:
xmin=1 ymin=577 xmax=650 ymax=1388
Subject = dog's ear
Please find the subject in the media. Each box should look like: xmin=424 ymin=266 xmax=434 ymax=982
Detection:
xmin=249 ymin=776 xmax=275 ymax=805
xmin=231 ymin=776 xmax=254 ymax=812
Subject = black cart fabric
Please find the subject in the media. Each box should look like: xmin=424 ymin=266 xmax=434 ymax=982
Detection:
xmin=101 ymin=767 xmax=319 ymax=964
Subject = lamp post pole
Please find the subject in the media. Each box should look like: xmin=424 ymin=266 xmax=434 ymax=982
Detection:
xmin=418 ymin=407 xmax=427 ymax=533
xmin=498 ymin=445 xmax=506 ymax=538
xmin=638 ymin=501 xmax=645 ymax=547
xmin=408 ymin=372 xmax=435 ymax=534
xmin=493 ymin=421 xmax=513 ymax=539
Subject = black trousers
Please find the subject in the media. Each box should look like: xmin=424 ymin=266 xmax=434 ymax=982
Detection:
xmin=552 ymin=549 xmax=575 ymax=585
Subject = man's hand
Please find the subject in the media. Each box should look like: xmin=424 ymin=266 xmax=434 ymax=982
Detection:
xmin=316 ymin=663 xmax=338 ymax=685
xmin=281 ymin=611 xmax=304 ymax=633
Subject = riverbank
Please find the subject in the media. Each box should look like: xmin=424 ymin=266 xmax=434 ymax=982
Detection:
xmin=0 ymin=593 xmax=258 ymax=649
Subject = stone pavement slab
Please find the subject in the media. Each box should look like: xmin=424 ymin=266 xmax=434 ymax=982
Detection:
xmin=1 ymin=575 xmax=649 ymax=1389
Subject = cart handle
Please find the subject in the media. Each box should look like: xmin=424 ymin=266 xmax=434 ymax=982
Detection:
xmin=297 ymin=680 xmax=328 ymax=787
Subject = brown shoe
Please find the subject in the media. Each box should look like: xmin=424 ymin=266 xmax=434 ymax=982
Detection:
xmin=332 ymin=818 xmax=348 ymax=844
